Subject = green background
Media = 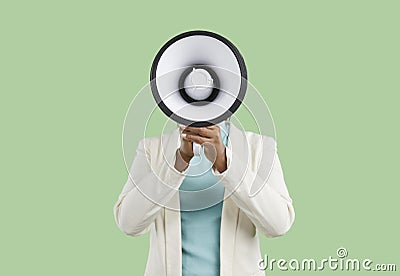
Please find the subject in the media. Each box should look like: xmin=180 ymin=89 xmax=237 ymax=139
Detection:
xmin=1 ymin=0 xmax=399 ymax=275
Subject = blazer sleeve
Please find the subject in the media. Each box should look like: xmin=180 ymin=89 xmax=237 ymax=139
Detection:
xmin=113 ymin=138 xmax=186 ymax=236
xmin=213 ymin=136 xmax=295 ymax=238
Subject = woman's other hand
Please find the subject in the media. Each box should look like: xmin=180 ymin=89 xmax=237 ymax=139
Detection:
xmin=174 ymin=125 xmax=195 ymax=172
xmin=178 ymin=125 xmax=194 ymax=163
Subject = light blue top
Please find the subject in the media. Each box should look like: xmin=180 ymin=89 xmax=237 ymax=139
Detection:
xmin=179 ymin=121 xmax=230 ymax=276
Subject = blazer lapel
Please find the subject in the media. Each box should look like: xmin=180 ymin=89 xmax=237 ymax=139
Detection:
xmin=220 ymin=194 xmax=239 ymax=275
xmin=164 ymin=195 xmax=182 ymax=276
xmin=219 ymin=121 xmax=245 ymax=275
xmin=163 ymin=127 xmax=182 ymax=276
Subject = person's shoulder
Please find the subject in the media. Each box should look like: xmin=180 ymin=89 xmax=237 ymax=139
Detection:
xmin=137 ymin=129 xmax=177 ymax=150
xmin=229 ymin=122 xmax=276 ymax=147
xmin=243 ymin=131 xmax=275 ymax=142
xmin=230 ymin=122 xmax=275 ymax=145
xmin=243 ymin=131 xmax=276 ymax=151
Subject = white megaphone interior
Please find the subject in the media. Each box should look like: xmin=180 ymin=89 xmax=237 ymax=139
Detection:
xmin=155 ymin=35 xmax=242 ymax=122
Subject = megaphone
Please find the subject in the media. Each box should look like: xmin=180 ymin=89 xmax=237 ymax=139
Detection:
xmin=150 ymin=30 xmax=247 ymax=155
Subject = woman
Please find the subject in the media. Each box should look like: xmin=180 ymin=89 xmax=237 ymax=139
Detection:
xmin=113 ymin=120 xmax=295 ymax=276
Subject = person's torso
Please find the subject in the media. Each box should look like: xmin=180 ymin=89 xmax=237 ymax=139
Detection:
xmin=179 ymin=121 xmax=230 ymax=276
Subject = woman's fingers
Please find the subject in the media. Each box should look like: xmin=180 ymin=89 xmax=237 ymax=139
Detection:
xmin=180 ymin=126 xmax=218 ymax=138
xmin=181 ymin=133 xmax=192 ymax=142
xmin=205 ymin=125 xmax=219 ymax=130
xmin=183 ymin=133 xmax=212 ymax=145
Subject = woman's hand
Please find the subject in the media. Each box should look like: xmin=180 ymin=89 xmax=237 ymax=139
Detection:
xmin=174 ymin=125 xmax=195 ymax=172
xmin=178 ymin=126 xmax=195 ymax=163
xmin=180 ymin=125 xmax=227 ymax=173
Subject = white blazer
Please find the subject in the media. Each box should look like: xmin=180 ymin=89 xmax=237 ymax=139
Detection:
xmin=113 ymin=122 xmax=295 ymax=276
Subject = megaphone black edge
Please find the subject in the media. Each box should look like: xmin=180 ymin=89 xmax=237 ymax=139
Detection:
xmin=150 ymin=30 xmax=248 ymax=127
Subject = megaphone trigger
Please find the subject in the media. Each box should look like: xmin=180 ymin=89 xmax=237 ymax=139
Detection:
xmin=193 ymin=142 xmax=202 ymax=156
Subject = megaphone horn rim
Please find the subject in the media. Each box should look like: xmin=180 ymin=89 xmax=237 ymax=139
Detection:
xmin=150 ymin=30 xmax=247 ymax=83
xmin=149 ymin=30 xmax=248 ymax=127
